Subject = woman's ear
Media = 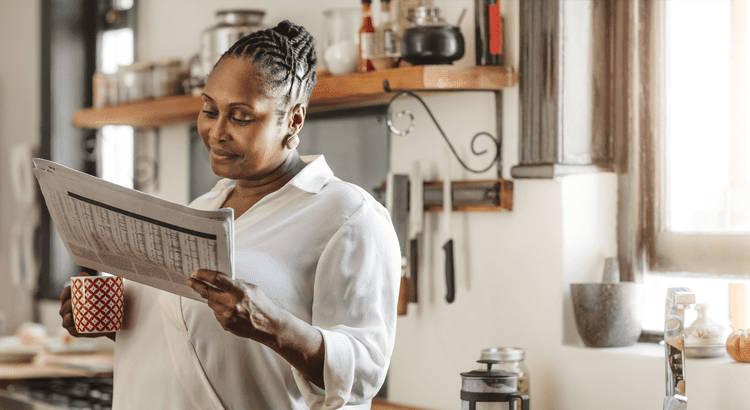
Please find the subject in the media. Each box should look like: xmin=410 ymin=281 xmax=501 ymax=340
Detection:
xmin=288 ymin=104 xmax=306 ymax=136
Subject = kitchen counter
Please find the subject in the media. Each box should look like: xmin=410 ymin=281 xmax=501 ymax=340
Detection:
xmin=0 ymin=352 xmax=113 ymax=390
xmin=372 ymin=398 xmax=434 ymax=410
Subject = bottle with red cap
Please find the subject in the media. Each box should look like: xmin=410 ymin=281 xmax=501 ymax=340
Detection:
xmin=358 ymin=0 xmax=376 ymax=72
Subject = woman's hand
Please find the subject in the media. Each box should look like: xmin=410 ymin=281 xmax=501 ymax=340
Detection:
xmin=188 ymin=269 xmax=326 ymax=389
xmin=59 ymin=272 xmax=116 ymax=341
xmin=187 ymin=269 xmax=280 ymax=343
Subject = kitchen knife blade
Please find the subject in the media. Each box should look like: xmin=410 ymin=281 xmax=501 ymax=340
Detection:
xmin=409 ymin=161 xmax=423 ymax=303
xmin=443 ymin=151 xmax=455 ymax=304
xmin=386 ymin=172 xmax=411 ymax=315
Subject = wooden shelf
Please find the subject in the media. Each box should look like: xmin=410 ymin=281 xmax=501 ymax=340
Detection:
xmin=72 ymin=65 xmax=517 ymax=129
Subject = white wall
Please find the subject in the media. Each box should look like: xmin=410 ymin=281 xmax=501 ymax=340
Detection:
xmin=1 ymin=0 xmax=746 ymax=408
xmin=137 ymin=1 xmax=750 ymax=409
xmin=0 ymin=1 xmax=41 ymax=334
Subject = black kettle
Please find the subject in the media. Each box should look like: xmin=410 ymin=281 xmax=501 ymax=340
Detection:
xmin=401 ymin=6 xmax=465 ymax=65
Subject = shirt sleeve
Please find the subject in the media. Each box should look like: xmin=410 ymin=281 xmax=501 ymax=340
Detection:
xmin=292 ymin=198 xmax=401 ymax=409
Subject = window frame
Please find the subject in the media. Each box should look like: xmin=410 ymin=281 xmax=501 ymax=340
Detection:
xmin=628 ymin=0 xmax=750 ymax=278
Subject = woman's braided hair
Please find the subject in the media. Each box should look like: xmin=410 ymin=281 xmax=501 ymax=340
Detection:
xmin=219 ymin=20 xmax=317 ymax=119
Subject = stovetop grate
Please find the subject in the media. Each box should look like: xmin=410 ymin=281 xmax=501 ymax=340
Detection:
xmin=7 ymin=377 xmax=113 ymax=410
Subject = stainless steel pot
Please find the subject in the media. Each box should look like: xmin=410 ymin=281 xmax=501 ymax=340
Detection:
xmin=401 ymin=6 xmax=464 ymax=65
xmin=200 ymin=10 xmax=266 ymax=77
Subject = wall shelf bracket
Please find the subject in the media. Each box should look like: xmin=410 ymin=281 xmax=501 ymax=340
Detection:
xmin=383 ymin=79 xmax=500 ymax=174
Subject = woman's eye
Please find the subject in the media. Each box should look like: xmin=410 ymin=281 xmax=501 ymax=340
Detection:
xmin=232 ymin=117 xmax=251 ymax=124
xmin=202 ymin=110 xmax=218 ymax=118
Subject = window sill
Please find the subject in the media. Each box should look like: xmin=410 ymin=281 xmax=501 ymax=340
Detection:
xmin=562 ymin=341 xmax=748 ymax=371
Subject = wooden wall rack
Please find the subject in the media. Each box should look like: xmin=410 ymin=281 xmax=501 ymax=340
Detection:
xmin=378 ymin=178 xmax=513 ymax=212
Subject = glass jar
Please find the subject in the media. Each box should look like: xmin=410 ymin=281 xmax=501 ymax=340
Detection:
xmin=322 ymin=8 xmax=361 ymax=75
xmin=481 ymin=347 xmax=530 ymax=397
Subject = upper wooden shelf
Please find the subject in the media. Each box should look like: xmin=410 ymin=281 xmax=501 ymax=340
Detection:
xmin=72 ymin=65 xmax=518 ymax=129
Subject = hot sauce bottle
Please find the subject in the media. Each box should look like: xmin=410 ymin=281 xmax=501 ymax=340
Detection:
xmin=358 ymin=0 xmax=376 ymax=72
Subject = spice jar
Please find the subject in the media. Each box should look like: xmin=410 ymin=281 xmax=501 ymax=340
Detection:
xmin=481 ymin=347 xmax=530 ymax=397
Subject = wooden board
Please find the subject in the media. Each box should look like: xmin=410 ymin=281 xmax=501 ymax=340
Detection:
xmin=372 ymin=398 xmax=435 ymax=410
xmin=72 ymin=66 xmax=518 ymax=129
xmin=72 ymin=94 xmax=203 ymax=129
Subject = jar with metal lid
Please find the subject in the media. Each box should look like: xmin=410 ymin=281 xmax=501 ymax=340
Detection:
xmin=118 ymin=62 xmax=154 ymax=103
xmin=200 ymin=10 xmax=266 ymax=77
xmin=481 ymin=347 xmax=530 ymax=398
xmin=151 ymin=58 xmax=183 ymax=99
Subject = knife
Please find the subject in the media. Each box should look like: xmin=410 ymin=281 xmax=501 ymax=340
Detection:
xmin=443 ymin=151 xmax=455 ymax=304
xmin=408 ymin=161 xmax=423 ymax=304
xmin=386 ymin=172 xmax=410 ymax=315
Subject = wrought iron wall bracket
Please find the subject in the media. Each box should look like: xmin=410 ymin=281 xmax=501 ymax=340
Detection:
xmin=383 ymin=79 xmax=501 ymax=174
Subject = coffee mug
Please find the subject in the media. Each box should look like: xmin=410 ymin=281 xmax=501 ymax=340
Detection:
xmin=70 ymin=275 xmax=124 ymax=334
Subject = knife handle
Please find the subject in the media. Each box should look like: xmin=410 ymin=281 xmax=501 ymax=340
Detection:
xmin=443 ymin=239 xmax=455 ymax=304
xmin=409 ymin=238 xmax=418 ymax=303
xmin=397 ymin=276 xmax=409 ymax=316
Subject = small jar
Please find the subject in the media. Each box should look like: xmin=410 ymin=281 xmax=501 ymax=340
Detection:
xmin=481 ymin=347 xmax=530 ymax=397
xmin=151 ymin=58 xmax=183 ymax=99
xmin=684 ymin=303 xmax=730 ymax=358
xmin=118 ymin=61 xmax=154 ymax=103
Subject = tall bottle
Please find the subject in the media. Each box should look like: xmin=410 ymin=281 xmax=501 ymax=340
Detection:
xmin=373 ymin=0 xmax=399 ymax=70
xmin=474 ymin=0 xmax=504 ymax=65
xmin=358 ymin=0 xmax=376 ymax=72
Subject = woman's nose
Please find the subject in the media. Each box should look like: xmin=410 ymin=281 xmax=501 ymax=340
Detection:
xmin=208 ymin=116 xmax=230 ymax=142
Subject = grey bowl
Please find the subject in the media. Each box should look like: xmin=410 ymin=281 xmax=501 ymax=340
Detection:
xmin=570 ymin=282 xmax=643 ymax=347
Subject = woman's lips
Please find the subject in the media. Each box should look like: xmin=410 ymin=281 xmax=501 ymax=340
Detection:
xmin=211 ymin=148 xmax=239 ymax=161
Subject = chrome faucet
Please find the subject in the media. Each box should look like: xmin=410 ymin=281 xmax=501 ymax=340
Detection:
xmin=663 ymin=288 xmax=695 ymax=410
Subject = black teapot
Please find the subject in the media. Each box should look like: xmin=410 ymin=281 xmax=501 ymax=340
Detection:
xmin=401 ymin=6 xmax=465 ymax=65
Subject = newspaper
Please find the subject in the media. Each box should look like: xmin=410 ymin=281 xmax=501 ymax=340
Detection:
xmin=32 ymin=158 xmax=234 ymax=302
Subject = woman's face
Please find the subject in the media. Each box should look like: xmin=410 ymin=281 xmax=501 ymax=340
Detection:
xmin=197 ymin=57 xmax=292 ymax=182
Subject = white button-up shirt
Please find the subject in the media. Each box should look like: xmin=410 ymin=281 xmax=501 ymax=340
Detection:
xmin=112 ymin=156 xmax=401 ymax=410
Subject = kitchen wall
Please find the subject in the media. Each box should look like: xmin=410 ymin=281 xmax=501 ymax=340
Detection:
xmin=2 ymin=0 xmax=749 ymax=409
xmin=0 ymin=1 xmax=41 ymax=334
xmin=137 ymin=2 xmax=747 ymax=409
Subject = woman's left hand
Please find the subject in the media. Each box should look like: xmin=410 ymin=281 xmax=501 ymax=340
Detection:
xmin=188 ymin=269 xmax=279 ymax=344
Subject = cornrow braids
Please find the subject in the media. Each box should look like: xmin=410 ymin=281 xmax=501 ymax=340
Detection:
xmin=218 ymin=20 xmax=317 ymax=117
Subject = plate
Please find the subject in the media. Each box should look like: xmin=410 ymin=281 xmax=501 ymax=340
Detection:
xmin=685 ymin=344 xmax=726 ymax=358
xmin=0 ymin=337 xmax=42 ymax=364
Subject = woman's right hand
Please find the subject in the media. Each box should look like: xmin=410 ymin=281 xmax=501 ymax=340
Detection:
xmin=59 ymin=272 xmax=116 ymax=341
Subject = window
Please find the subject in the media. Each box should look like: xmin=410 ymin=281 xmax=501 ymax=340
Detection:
xmin=622 ymin=0 xmax=750 ymax=332
xmin=99 ymin=27 xmax=134 ymax=188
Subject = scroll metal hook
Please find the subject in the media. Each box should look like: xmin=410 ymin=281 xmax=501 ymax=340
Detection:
xmin=383 ymin=79 xmax=500 ymax=174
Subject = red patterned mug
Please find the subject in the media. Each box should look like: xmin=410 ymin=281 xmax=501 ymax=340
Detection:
xmin=70 ymin=276 xmax=124 ymax=334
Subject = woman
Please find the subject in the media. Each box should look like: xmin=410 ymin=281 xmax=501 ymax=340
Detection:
xmin=59 ymin=21 xmax=401 ymax=410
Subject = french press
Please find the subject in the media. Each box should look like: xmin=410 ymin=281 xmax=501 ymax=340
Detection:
xmin=460 ymin=360 xmax=530 ymax=410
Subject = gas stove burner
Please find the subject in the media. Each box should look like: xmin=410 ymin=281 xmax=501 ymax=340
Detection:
xmin=6 ymin=377 xmax=113 ymax=410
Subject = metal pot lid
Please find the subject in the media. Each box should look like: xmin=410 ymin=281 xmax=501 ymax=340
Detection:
xmin=404 ymin=24 xmax=459 ymax=31
xmin=214 ymin=9 xmax=265 ymax=26
xmin=481 ymin=347 xmax=525 ymax=362
xmin=460 ymin=360 xmax=518 ymax=379
xmin=412 ymin=6 xmax=444 ymax=26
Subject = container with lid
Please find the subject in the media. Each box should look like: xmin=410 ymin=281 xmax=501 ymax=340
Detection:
xmin=400 ymin=5 xmax=465 ymax=65
xmin=151 ymin=58 xmax=183 ymax=99
xmin=118 ymin=62 xmax=153 ymax=103
xmin=481 ymin=347 xmax=530 ymax=397
xmin=200 ymin=10 xmax=266 ymax=78
xmin=461 ymin=360 xmax=529 ymax=410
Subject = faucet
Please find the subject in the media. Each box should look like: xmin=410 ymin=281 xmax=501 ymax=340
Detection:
xmin=663 ymin=288 xmax=695 ymax=410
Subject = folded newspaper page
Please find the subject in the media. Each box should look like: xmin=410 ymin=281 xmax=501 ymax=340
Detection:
xmin=33 ymin=158 xmax=234 ymax=302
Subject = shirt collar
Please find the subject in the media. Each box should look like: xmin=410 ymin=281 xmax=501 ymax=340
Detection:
xmin=287 ymin=155 xmax=334 ymax=194
xmin=213 ymin=155 xmax=333 ymax=197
